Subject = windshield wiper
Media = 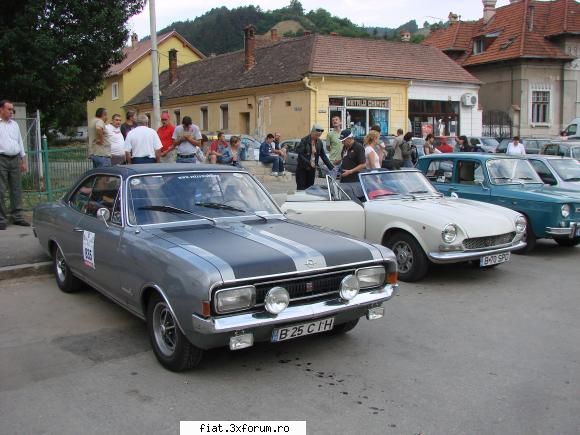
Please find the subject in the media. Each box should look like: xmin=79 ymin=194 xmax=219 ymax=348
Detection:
xmin=564 ymin=177 xmax=580 ymax=182
xmin=195 ymin=202 xmax=268 ymax=222
xmin=516 ymin=177 xmax=535 ymax=181
xmin=408 ymin=190 xmax=430 ymax=194
xmin=493 ymin=176 xmax=512 ymax=181
xmin=138 ymin=204 xmax=216 ymax=225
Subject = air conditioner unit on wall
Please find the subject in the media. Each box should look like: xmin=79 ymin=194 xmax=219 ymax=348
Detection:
xmin=462 ymin=93 xmax=477 ymax=106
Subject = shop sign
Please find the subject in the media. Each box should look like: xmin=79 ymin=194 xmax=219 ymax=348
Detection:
xmin=346 ymin=98 xmax=390 ymax=109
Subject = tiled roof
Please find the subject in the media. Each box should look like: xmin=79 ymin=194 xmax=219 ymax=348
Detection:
xmin=107 ymin=31 xmax=205 ymax=76
xmin=423 ymin=0 xmax=578 ymax=67
xmin=126 ymin=34 xmax=479 ymax=106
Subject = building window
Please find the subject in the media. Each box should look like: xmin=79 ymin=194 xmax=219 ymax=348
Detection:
xmin=174 ymin=109 xmax=181 ymax=125
xmin=531 ymin=91 xmax=550 ymax=123
xmin=473 ymin=39 xmax=484 ymax=55
xmin=220 ymin=104 xmax=229 ymax=130
xmin=200 ymin=106 xmax=208 ymax=131
xmin=112 ymin=82 xmax=119 ymax=100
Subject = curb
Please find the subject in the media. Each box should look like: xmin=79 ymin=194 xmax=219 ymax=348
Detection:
xmin=0 ymin=262 xmax=52 ymax=281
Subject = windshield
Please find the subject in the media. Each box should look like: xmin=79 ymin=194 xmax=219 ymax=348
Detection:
xmin=360 ymin=171 xmax=439 ymax=200
xmin=127 ymin=171 xmax=279 ymax=225
xmin=550 ymin=159 xmax=580 ymax=181
xmin=486 ymin=159 xmax=543 ymax=185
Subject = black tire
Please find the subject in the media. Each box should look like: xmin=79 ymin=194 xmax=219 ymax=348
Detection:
xmin=52 ymin=243 xmax=82 ymax=293
xmin=555 ymin=237 xmax=580 ymax=247
xmin=514 ymin=216 xmax=536 ymax=254
xmin=328 ymin=319 xmax=359 ymax=335
xmin=385 ymin=232 xmax=429 ymax=282
xmin=146 ymin=293 xmax=203 ymax=372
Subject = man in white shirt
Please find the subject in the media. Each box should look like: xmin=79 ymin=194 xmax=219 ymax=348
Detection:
xmin=124 ymin=114 xmax=162 ymax=164
xmin=506 ymin=136 xmax=526 ymax=156
xmin=0 ymin=99 xmax=29 ymax=229
xmin=105 ymin=114 xmax=126 ymax=165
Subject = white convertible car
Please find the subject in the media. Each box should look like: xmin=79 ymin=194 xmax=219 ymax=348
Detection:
xmin=281 ymin=170 xmax=527 ymax=281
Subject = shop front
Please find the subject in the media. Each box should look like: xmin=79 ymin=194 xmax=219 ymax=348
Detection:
xmin=408 ymin=99 xmax=460 ymax=138
xmin=328 ymin=97 xmax=390 ymax=136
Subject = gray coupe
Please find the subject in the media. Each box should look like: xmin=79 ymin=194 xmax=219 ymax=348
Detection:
xmin=33 ymin=164 xmax=398 ymax=371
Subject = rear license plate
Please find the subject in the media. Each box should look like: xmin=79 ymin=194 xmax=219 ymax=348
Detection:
xmin=271 ymin=317 xmax=335 ymax=342
xmin=480 ymin=252 xmax=510 ymax=267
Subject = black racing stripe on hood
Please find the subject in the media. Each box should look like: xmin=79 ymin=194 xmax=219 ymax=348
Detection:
xmin=162 ymin=225 xmax=296 ymax=279
xmin=262 ymin=220 xmax=374 ymax=266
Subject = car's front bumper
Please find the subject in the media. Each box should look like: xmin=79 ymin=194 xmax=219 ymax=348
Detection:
xmin=191 ymin=284 xmax=397 ymax=335
xmin=546 ymin=222 xmax=579 ymax=238
xmin=428 ymin=241 xmax=526 ymax=264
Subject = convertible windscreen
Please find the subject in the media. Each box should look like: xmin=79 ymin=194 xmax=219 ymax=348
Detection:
xmin=127 ymin=172 xmax=279 ymax=225
xmin=360 ymin=171 xmax=440 ymax=200
xmin=486 ymin=159 xmax=543 ymax=185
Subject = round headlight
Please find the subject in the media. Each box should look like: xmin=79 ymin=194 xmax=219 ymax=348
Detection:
xmin=339 ymin=275 xmax=360 ymax=301
xmin=265 ymin=286 xmax=289 ymax=314
xmin=561 ymin=204 xmax=571 ymax=218
xmin=442 ymin=224 xmax=457 ymax=244
xmin=515 ymin=216 xmax=527 ymax=233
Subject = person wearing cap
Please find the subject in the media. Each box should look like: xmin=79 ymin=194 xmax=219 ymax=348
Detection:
xmin=172 ymin=116 xmax=203 ymax=163
xmin=339 ymin=129 xmax=366 ymax=183
xmin=158 ymin=112 xmax=176 ymax=163
xmin=295 ymin=124 xmax=334 ymax=190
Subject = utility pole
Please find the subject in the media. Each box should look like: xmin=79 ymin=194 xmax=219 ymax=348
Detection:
xmin=149 ymin=0 xmax=161 ymax=129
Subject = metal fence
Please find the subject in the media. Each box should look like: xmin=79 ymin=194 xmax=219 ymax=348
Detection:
xmin=482 ymin=110 xmax=513 ymax=139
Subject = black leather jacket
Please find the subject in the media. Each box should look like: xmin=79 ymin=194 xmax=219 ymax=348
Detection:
xmin=296 ymin=134 xmax=333 ymax=171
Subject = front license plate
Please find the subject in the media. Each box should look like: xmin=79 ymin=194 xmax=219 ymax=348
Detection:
xmin=271 ymin=317 xmax=335 ymax=342
xmin=480 ymin=252 xmax=510 ymax=267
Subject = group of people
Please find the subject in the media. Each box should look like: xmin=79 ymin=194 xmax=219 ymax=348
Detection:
xmin=88 ymin=108 xmax=244 ymax=168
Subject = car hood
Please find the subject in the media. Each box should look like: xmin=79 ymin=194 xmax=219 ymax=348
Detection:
xmin=149 ymin=219 xmax=383 ymax=281
xmin=501 ymin=183 xmax=580 ymax=201
xmin=367 ymin=196 xmax=518 ymax=238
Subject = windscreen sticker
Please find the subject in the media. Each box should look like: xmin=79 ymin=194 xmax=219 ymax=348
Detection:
xmin=177 ymin=174 xmax=220 ymax=180
xmin=83 ymin=231 xmax=96 ymax=269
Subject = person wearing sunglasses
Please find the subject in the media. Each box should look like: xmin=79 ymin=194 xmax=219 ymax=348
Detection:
xmin=295 ymin=124 xmax=334 ymax=190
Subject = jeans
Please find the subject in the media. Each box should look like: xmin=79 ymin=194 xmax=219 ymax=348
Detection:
xmin=0 ymin=155 xmax=24 ymax=224
xmin=176 ymin=156 xmax=197 ymax=163
xmin=91 ymin=155 xmax=111 ymax=168
xmin=402 ymin=159 xmax=414 ymax=168
xmin=132 ymin=157 xmax=157 ymax=164
xmin=260 ymin=155 xmax=284 ymax=173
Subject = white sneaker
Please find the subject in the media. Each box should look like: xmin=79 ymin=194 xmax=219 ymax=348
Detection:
xmin=271 ymin=172 xmax=278 ymax=176
xmin=279 ymin=171 xmax=285 ymax=176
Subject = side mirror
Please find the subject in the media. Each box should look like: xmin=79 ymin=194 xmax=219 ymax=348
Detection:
xmin=450 ymin=192 xmax=459 ymax=199
xmin=542 ymin=176 xmax=557 ymax=186
xmin=477 ymin=180 xmax=489 ymax=190
xmin=97 ymin=208 xmax=110 ymax=227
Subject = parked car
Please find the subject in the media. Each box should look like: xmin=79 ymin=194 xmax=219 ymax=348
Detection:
xmin=540 ymin=141 xmax=580 ymax=161
xmin=416 ymin=153 xmax=580 ymax=251
xmin=495 ymin=137 xmax=554 ymax=154
xmin=434 ymin=136 xmax=457 ymax=153
xmin=468 ymin=137 xmax=499 ymax=153
xmin=280 ymin=138 xmax=329 ymax=174
xmin=561 ymin=117 xmax=580 ymax=140
xmin=280 ymin=170 xmax=526 ymax=282
xmin=33 ymin=164 xmax=398 ymax=371
xmin=525 ymin=155 xmax=580 ymax=191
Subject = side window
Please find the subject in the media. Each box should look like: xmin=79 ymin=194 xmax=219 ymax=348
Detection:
xmin=565 ymin=124 xmax=577 ymax=136
xmin=85 ymin=176 xmax=122 ymax=220
xmin=70 ymin=176 xmax=96 ymax=213
xmin=530 ymin=160 xmax=556 ymax=184
xmin=458 ymin=161 xmax=483 ymax=184
xmin=425 ymin=160 xmax=455 ymax=183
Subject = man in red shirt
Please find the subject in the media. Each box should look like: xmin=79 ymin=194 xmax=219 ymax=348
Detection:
xmin=158 ymin=112 xmax=176 ymax=163
xmin=208 ymin=131 xmax=229 ymax=164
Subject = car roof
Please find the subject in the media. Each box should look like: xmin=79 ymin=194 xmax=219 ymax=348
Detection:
xmin=526 ymin=155 xmax=576 ymax=160
xmin=419 ymin=153 xmax=523 ymax=160
xmin=82 ymin=163 xmax=244 ymax=177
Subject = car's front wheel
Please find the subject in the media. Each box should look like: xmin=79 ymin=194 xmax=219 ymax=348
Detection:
xmin=555 ymin=237 xmax=580 ymax=247
xmin=147 ymin=293 xmax=203 ymax=372
xmin=52 ymin=243 xmax=82 ymax=293
xmin=385 ymin=232 xmax=429 ymax=282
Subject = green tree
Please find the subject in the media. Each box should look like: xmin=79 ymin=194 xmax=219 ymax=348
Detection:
xmin=0 ymin=0 xmax=146 ymax=130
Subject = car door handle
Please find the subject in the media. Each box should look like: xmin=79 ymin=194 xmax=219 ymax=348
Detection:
xmin=73 ymin=227 xmax=84 ymax=232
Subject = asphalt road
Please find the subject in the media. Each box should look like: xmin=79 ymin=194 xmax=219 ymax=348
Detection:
xmin=1 ymin=241 xmax=579 ymax=435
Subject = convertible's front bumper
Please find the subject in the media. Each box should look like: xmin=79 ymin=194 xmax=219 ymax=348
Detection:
xmin=191 ymin=284 xmax=397 ymax=334
xmin=546 ymin=222 xmax=579 ymax=238
xmin=428 ymin=241 xmax=526 ymax=264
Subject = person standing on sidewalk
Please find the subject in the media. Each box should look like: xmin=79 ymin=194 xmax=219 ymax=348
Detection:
xmin=88 ymin=107 xmax=110 ymax=168
xmin=172 ymin=116 xmax=203 ymax=163
xmin=327 ymin=115 xmax=343 ymax=166
xmin=124 ymin=115 xmax=162 ymax=164
xmin=120 ymin=110 xmax=136 ymax=139
xmin=339 ymin=129 xmax=366 ymax=183
xmin=105 ymin=114 xmax=126 ymax=165
xmin=157 ymin=112 xmax=176 ymax=163
xmin=391 ymin=128 xmax=404 ymax=170
xmin=295 ymin=124 xmax=333 ymax=190
xmin=0 ymin=99 xmax=29 ymax=229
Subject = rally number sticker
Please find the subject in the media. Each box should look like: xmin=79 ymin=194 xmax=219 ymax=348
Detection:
xmin=83 ymin=230 xmax=95 ymax=269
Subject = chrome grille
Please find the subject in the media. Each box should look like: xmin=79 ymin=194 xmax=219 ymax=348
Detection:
xmin=462 ymin=232 xmax=516 ymax=251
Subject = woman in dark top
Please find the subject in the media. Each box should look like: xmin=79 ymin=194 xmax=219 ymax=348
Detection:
xmin=295 ymin=124 xmax=334 ymax=190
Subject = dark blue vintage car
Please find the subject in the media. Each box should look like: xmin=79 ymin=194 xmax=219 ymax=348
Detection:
xmin=416 ymin=154 xmax=580 ymax=251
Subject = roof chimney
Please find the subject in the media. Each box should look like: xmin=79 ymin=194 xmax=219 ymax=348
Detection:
xmin=330 ymin=32 xmax=338 ymax=36
xmin=270 ymin=28 xmax=279 ymax=41
xmin=244 ymin=25 xmax=256 ymax=71
xmin=131 ymin=33 xmax=138 ymax=48
xmin=448 ymin=12 xmax=459 ymax=23
xmin=168 ymin=49 xmax=178 ymax=84
xmin=483 ymin=0 xmax=497 ymax=23
xmin=400 ymin=29 xmax=411 ymax=42
xmin=304 ymin=30 xmax=312 ymax=36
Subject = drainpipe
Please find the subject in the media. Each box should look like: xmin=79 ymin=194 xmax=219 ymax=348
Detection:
xmin=303 ymin=76 xmax=319 ymax=128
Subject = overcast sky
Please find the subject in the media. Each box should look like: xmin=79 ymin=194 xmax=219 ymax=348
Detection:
xmin=128 ymin=0 xmax=512 ymax=39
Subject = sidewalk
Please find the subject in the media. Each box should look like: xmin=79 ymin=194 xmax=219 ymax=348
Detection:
xmin=0 ymin=177 xmax=298 ymax=280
